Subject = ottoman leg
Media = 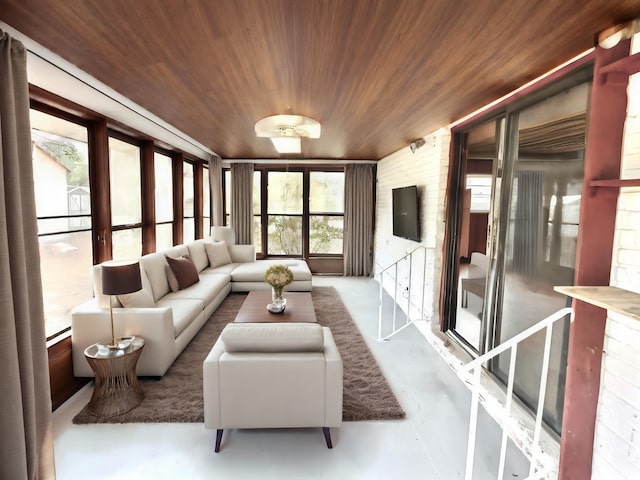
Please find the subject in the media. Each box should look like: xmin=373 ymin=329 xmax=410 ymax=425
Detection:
xmin=322 ymin=427 xmax=333 ymax=449
xmin=215 ymin=429 xmax=224 ymax=452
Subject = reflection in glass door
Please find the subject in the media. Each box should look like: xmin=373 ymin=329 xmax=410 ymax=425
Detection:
xmin=453 ymin=119 xmax=499 ymax=351
xmin=492 ymin=82 xmax=590 ymax=433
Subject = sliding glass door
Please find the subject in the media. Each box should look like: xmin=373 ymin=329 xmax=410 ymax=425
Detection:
xmin=445 ymin=72 xmax=591 ymax=434
xmin=491 ymin=82 xmax=590 ymax=432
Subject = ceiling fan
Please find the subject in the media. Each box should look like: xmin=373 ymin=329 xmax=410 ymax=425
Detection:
xmin=255 ymin=114 xmax=321 ymax=153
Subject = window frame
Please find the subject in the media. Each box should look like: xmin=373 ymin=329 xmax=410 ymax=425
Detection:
xmin=108 ymin=131 xmax=144 ymax=260
xmin=223 ymin=165 xmax=345 ymax=261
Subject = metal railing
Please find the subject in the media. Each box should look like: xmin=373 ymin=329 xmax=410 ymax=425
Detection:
xmin=376 ymin=246 xmax=429 ymax=341
xmin=458 ymin=306 xmax=573 ymax=480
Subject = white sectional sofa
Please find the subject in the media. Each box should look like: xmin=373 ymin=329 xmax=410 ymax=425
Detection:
xmin=71 ymin=235 xmax=312 ymax=378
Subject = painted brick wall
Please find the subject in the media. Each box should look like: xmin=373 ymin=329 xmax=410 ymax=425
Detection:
xmin=592 ymin=36 xmax=640 ymax=480
xmin=374 ymin=129 xmax=450 ymax=324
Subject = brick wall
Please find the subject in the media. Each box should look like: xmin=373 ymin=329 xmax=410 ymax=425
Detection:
xmin=374 ymin=129 xmax=450 ymax=322
xmin=591 ymin=36 xmax=640 ymax=480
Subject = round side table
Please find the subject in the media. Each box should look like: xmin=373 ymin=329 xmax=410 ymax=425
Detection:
xmin=84 ymin=337 xmax=145 ymax=418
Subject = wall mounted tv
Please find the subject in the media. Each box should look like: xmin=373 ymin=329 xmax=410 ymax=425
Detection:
xmin=392 ymin=185 xmax=420 ymax=242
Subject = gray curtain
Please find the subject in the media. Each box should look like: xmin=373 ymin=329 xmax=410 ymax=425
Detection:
xmin=0 ymin=31 xmax=56 ymax=479
xmin=230 ymin=163 xmax=254 ymax=245
xmin=513 ymin=170 xmax=544 ymax=276
xmin=344 ymin=164 xmax=377 ymax=276
xmin=208 ymin=154 xmax=223 ymax=227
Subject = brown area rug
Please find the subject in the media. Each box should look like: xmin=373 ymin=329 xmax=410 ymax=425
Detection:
xmin=73 ymin=286 xmax=405 ymax=424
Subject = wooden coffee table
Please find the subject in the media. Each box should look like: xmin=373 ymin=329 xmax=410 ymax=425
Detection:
xmin=234 ymin=291 xmax=317 ymax=323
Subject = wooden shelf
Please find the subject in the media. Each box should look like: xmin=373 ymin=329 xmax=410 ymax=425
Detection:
xmin=589 ymin=179 xmax=640 ymax=188
xmin=554 ymin=286 xmax=640 ymax=321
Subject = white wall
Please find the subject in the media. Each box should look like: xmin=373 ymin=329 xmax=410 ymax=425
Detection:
xmin=592 ymin=36 xmax=640 ymax=480
xmin=374 ymin=129 xmax=450 ymax=324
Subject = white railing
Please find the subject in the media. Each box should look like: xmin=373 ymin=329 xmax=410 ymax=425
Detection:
xmin=376 ymin=246 xmax=428 ymax=341
xmin=458 ymin=307 xmax=573 ymax=480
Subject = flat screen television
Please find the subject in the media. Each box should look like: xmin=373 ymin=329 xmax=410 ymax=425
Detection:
xmin=392 ymin=186 xmax=420 ymax=242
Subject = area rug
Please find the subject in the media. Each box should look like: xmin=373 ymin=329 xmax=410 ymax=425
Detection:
xmin=73 ymin=286 xmax=405 ymax=424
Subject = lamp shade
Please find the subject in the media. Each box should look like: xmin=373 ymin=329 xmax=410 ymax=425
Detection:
xmin=102 ymin=260 xmax=142 ymax=296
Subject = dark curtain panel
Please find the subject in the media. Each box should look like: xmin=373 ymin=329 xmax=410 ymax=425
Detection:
xmin=0 ymin=30 xmax=56 ymax=479
xmin=230 ymin=163 xmax=254 ymax=245
xmin=344 ymin=164 xmax=377 ymax=276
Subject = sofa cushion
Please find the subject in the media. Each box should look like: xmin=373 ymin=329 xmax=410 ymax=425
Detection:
xmin=187 ymin=239 xmax=210 ymax=272
xmin=117 ymin=268 xmax=155 ymax=308
xmin=165 ymin=255 xmax=199 ymax=290
xmin=228 ymin=244 xmax=256 ymax=263
xmin=155 ymin=298 xmax=204 ymax=338
xmin=210 ymin=226 xmax=235 ymax=244
xmin=163 ymin=273 xmax=230 ymax=305
xmin=201 ymin=263 xmax=238 ymax=275
xmin=166 ymin=265 xmax=180 ymax=292
xmin=118 ymin=288 xmax=155 ymax=308
xmin=220 ymin=323 xmax=324 ymax=353
xmin=205 ymin=241 xmax=232 ymax=268
xmin=140 ymin=252 xmax=171 ymax=302
xmin=231 ymin=261 xmax=312 ymax=283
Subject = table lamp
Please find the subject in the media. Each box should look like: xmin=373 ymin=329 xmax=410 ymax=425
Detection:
xmin=101 ymin=259 xmax=142 ymax=349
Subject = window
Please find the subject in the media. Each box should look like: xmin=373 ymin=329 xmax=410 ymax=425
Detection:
xmin=267 ymin=171 xmax=303 ymax=255
xmin=31 ymin=108 xmax=92 ymax=340
xmin=109 ymin=137 xmax=142 ymax=260
xmin=224 ymin=167 xmax=345 ymax=259
xmin=183 ymin=161 xmax=195 ymax=243
xmin=466 ymin=175 xmax=492 ymax=213
xmin=155 ymin=152 xmax=174 ymax=250
xmin=31 ymin=98 xmax=211 ymax=348
xmin=309 ymin=171 xmax=344 ymax=254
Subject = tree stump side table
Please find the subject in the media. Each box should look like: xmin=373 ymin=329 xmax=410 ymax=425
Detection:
xmin=84 ymin=337 xmax=145 ymax=418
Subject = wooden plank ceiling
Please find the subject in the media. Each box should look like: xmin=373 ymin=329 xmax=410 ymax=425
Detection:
xmin=1 ymin=0 xmax=640 ymax=160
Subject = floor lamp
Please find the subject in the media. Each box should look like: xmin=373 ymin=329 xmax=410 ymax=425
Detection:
xmin=101 ymin=260 xmax=142 ymax=349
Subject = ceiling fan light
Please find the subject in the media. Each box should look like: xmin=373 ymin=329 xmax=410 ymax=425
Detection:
xmin=270 ymin=136 xmax=301 ymax=153
xmin=255 ymin=114 xmax=321 ymax=138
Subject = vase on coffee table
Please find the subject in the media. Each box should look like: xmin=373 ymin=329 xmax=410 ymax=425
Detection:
xmin=272 ymin=285 xmax=285 ymax=307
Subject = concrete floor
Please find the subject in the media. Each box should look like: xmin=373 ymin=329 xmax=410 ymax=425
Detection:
xmin=52 ymin=276 xmax=529 ymax=480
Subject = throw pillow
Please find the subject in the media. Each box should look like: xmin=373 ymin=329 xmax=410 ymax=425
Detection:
xmin=165 ymin=255 xmax=199 ymax=290
xmin=118 ymin=288 xmax=155 ymax=308
xmin=166 ymin=265 xmax=180 ymax=292
xmin=204 ymin=241 xmax=232 ymax=268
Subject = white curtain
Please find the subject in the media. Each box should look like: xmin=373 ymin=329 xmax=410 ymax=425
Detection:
xmin=208 ymin=154 xmax=223 ymax=227
xmin=0 ymin=30 xmax=56 ymax=479
xmin=230 ymin=163 xmax=254 ymax=245
xmin=343 ymin=164 xmax=377 ymax=276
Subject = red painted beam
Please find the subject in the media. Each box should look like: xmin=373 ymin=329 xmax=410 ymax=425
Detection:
xmin=558 ymin=39 xmax=631 ymax=480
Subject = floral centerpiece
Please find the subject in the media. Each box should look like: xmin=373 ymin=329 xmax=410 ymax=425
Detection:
xmin=265 ymin=264 xmax=294 ymax=307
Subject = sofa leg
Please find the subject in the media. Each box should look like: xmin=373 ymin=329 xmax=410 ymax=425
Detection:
xmin=322 ymin=427 xmax=333 ymax=449
xmin=215 ymin=429 xmax=223 ymax=452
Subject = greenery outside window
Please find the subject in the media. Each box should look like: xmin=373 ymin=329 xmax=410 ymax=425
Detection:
xmin=267 ymin=171 xmax=303 ymax=255
xmin=309 ymin=171 xmax=344 ymax=255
